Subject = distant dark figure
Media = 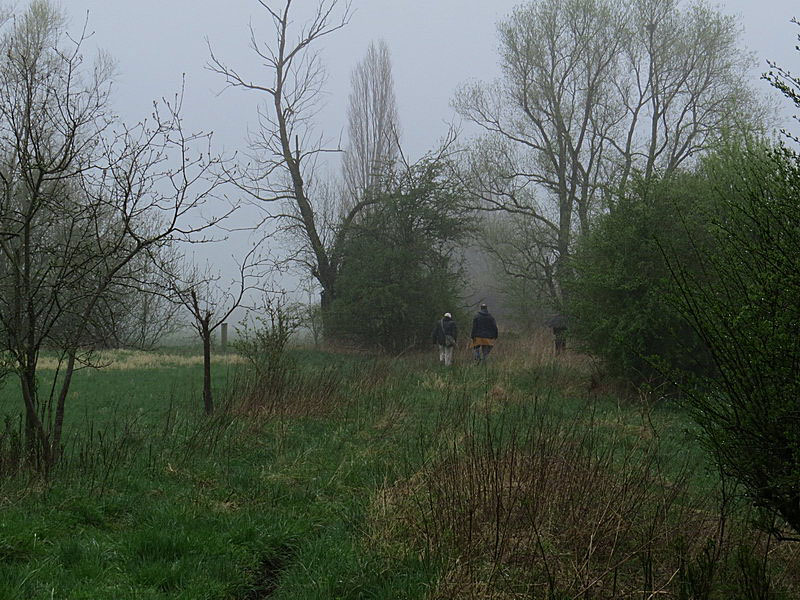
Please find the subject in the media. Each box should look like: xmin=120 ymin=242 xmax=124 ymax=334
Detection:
xmin=546 ymin=314 xmax=568 ymax=355
xmin=432 ymin=312 xmax=458 ymax=366
xmin=470 ymin=303 xmax=498 ymax=363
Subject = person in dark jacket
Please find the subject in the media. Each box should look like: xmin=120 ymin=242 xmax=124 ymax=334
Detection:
xmin=546 ymin=314 xmax=568 ymax=355
xmin=432 ymin=312 xmax=458 ymax=366
xmin=470 ymin=303 xmax=498 ymax=363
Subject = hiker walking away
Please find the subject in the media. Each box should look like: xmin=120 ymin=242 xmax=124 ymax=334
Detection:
xmin=546 ymin=314 xmax=568 ymax=355
xmin=470 ymin=303 xmax=498 ymax=363
xmin=432 ymin=312 xmax=458 ymax=366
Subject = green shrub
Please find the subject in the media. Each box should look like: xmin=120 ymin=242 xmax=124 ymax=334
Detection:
xmin=234 ymin=298 xmax=298 ymax=380
xmin=327 ymin=159 xmax=468 ymax=352
xmin=566 ymin=174 xmax=714 ymax=387
xmin=669 ymin=140 xmax=800 ymax=535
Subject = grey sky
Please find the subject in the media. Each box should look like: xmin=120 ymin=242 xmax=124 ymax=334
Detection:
xmin=58 ymin=0 xmax=800 ymax=306
xmin=65 ymin=0 xmax=799 ymax=161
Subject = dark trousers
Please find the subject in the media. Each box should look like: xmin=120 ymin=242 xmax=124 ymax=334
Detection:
xmin=473 ymin=345 xmax=493 ymax=362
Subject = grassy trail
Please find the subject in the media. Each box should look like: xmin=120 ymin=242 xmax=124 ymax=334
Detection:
xmin=0 ymin=350 xmax=494 ymax=599
xmin=0 ymin=342 xmax=797 ymax=598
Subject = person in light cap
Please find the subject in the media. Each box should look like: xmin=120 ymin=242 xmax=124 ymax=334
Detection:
xmin=470 ymin=303 xmax=498 ymax=363
xmin=432 ymin=311 xmax=458 ymax=366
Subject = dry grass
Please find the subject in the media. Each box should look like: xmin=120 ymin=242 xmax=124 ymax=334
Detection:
xmin=492 ymin=329 xmax=640 ymax=405
xmin=492 ymin=328 xmax=595 ymax=372
xmin=231 ymin=362 xmax=345 ymax=420
xmin=369 ymin=396 xmax=800 ymax=599
xmin=418 ymin=371 xmax=491 ymax=395
xmin=37 ymin=350 xmax=246 ymax=371
xmin=364 ymin=472 xmax=428 ymax=558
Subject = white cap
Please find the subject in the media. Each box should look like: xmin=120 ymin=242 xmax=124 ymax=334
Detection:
xmin=444 ymin=312 xmax=452 ymax=318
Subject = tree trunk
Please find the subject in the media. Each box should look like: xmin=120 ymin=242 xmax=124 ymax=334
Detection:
xmin=201 ymin=321 xmax=213 ymax=415
xmin=20 ymin=366 xmax=40 ymax=462
xmin=50 ymin=352 xmax=76 ymax=469
xmin=19 ymin=361 xmax=51 ymax=469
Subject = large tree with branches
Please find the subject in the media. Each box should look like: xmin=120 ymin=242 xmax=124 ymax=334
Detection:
xmin=208 ymin=0 xmax=371 ymax=311
xmin=456 ymin=0 xmax=764 ymax=306
xmin=0 ymin=1 xmax=231 ymax=469
xmin=341 ymin=39 xmax=400 ymax=212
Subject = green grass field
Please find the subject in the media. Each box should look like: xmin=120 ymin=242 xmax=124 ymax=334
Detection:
xmin=0 ymin=336 xmax=797 ymax=599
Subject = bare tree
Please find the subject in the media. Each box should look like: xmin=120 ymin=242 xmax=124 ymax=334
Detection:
xmin=455 ymin=0 xmax=627 ymax=298
xmin=171 ymin=246 xmax=263 ymax=415
xmin=291 ymin=279 xmax=324 ymax=348
xmin=208 ymin=0 xmax=393 ymax=310
xmin=0 ymin=1 xmax=231 ymax=469
xmin=341 ymin=39 xmax=400 ymax=211
xmin=455 ymin=0 xmax=764 ymax=305
xmin=482 ymin=213 xmax=560 ymax=304
xmin=87 ymin=247 xmax=186 ymax=350
xmin=614 ymin=0 xmax=762 ymax=188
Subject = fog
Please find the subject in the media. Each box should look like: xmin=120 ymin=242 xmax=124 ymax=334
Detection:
xmin=62 ymin=1 xmax=799 ymax=153
xmin=56 ymin=0 xmax=800 ymax=324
